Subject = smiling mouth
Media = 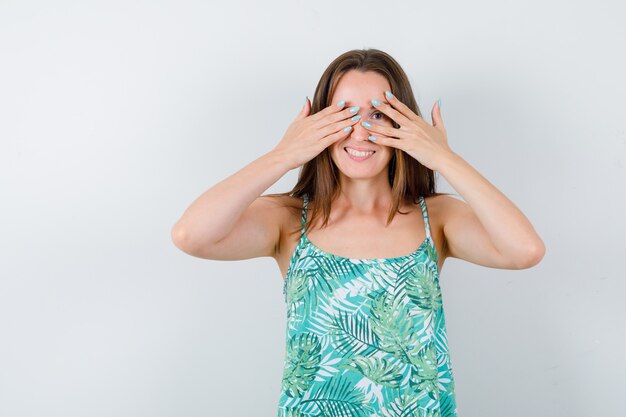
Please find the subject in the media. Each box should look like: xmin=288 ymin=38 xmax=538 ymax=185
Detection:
xmin=344 ymin=147 xmax=376 ymax=160
xmin=344 ymin=147 xmax=376 ymax=157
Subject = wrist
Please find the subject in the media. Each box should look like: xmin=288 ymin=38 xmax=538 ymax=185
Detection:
xmin=265 ymin=148 xmax=297 ymax=172
xmin=433 ymin=150 xmax=462 ymax=173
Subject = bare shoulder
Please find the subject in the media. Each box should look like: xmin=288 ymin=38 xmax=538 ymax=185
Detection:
xmin=259 ymin=193 xmax=303 ymax=245
xmin=258 ymin=194 xmax=303 ymax=220
xmin=423 ymin=193 xmax=465 ymax=261
xmin=259 ymin=194 xmax=306 ymax=280
xmin=424 ymin=193 xmax=465 ymax=216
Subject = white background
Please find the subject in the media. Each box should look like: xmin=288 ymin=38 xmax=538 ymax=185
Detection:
xmin=1 ymin=0 xmax=625 ymax=416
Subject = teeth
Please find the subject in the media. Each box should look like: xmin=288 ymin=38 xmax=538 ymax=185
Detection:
xmin=346 ymin=148 xmax=374 ymax=157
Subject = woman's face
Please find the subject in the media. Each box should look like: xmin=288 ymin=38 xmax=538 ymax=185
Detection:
xmin=328 ymin=70 xmax=395 ymax=182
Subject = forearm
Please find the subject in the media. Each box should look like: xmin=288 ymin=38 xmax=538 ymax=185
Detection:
xmin=435 ymin=151 xmax=544 ymax=256
xmin=172 ymin=150 xmax=292 ymax=245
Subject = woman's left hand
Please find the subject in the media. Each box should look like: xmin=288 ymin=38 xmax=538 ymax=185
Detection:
xmin=363 ymin=91 xmax=454 ymax=171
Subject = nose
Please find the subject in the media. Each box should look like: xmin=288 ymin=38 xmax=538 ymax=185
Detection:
xmin=349 ymin=121 xmax=372 ymax=142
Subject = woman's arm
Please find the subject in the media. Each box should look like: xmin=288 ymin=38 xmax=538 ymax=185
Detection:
xmin=361 ymin=93 xmax=545 ymax=270
xmin=170 ymin=151 xmax=292 ymax=260
xmin=171 ymin=98 xmax=362 ymax=261
xmin=435 ymin=151 xmax=546 ymax=269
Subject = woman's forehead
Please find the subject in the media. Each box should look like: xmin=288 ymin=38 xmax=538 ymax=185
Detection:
xmin=332 ymin=70 xmax=390 ymax=102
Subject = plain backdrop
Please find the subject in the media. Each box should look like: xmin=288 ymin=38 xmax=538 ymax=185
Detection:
xmin=1 ymin=0 xmax=625 ymax=416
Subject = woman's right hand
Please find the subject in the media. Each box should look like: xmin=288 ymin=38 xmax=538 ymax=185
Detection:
xmin=271 ymin=98 xmax=362 ymax=170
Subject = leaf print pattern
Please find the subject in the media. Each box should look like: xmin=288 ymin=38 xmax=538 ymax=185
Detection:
xmin=311 ymin=307 xmax=380 ymax=358
xmin=278 ymin=195 xmax=458 ymax=416
xmin=299 ymin=375 xmax=373 ymax=417
xmin=408 ymin=340 xmax=440 ymax=399
xmin=406 ymin=264 xmax=442 ymax=313
xmin=282 ymin=333 xmax=322 ymax=398
xmin=369 ymin=290 xmax=423 ymax=364
xmin=344 ymin=355 xmax=403 ymax=388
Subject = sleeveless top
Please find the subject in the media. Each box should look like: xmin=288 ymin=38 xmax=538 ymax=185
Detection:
xmin=278 ymin=194 xmax=458 ymax=417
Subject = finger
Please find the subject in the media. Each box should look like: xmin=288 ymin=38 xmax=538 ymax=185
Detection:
xmin=309 ymin=98 xmax=348 ymax=122
xmin=359 ymin=121 xmax=401 ymax=139
xmin=317 ymin=104 xmax=362 ymax=127
xmin=295 ymin=96 xmax=311 ymax=121
xmin=365 ymin=133 xmax=405 ymax=151
xmin=431 ymin=98 xmax=445 ymax=129
xmin=320 ymin=122 xmax=354 ymax=147
xmin=318 ymin=112 xmax=362 ymax=138
xmin=371 ymin=96 xmax=412 ymax=127
xmin=384 ymin=90 xmax=423 ymax=123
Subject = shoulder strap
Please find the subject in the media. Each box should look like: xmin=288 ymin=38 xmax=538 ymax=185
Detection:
xmin=419 ymin=196 xmax=432 ymax=240
xmin=301 ymin=193 xmax=309 ymax=233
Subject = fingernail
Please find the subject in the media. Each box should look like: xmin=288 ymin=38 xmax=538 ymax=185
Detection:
xmin=349 ymin=106 xmax=360 ymax=113
xmin=343 ymin=126 xmax=352 ymax=132
xmin=351 ymin=114 xmax=361 ymax=121
xmin=371 ymin=99 xmax=381 ymax=106
xmin=438 ymin=98 xmax=442 ymax=110
xmin=305 ymin=96 xmax=309 ymax=104
xmin=385 ymin=91 xmax=393 ymax=99
xmin=361 ymin=121 xmax=372 ymax=128
xmin=368 ymin=136 xmax=377 ymax=141
xmin=337 ymin=99 xmax=346 ymax=108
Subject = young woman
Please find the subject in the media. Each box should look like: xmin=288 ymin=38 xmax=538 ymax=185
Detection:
xmin=171 ymin=48 xmax=545 ymax=416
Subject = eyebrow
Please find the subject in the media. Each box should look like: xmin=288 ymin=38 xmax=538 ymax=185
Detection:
xmin=344 ymin=101 xmax=375 ymax=108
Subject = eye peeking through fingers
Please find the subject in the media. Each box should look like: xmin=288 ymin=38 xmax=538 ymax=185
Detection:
xmin=370 ymin=111 xmax=393 ymax=126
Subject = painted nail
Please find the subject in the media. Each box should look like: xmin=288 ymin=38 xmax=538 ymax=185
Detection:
xmin=337 ymin=99 xmax=346 ymax=108
xmin=351 ymin=114 xmax=361 ymax=121
xmin=385 ymin=91 xmax=393 ymax=99
xmin=343 ymin=126 xmax=352 ymax=132
xmin=305 ymin=96 xmax=309 ymax=103
xmin=371 ymin=99 xmax=381 ymax=106
xmin=368 ymin=136 xmax=377 ymax=141
xmin=349 ymin=106 xmax=360 ymax=113
xmin=438 ymin=98 xmax=442 ymax=110
xmin=361 ymin=121 xmax=372 ymax=128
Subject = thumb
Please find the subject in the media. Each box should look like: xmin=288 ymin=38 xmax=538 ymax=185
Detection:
xmin=432 ymin=98 xmax=444 ymax=129
xmin=295 ymin=96 xmax=311 ymax=121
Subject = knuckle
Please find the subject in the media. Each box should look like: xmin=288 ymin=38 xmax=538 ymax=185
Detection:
xmin=331 ymin=105 xmax=344 ymax=113
xmin=327 ymin=129 xmax=343 ymax=141
xmin=323 ymin=122 xmax=342 ymax=136
xmin=330 ymin=112 xmax=346 ymax=124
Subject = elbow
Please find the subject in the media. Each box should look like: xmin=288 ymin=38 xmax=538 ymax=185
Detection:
xmin=515 ymin=239 xmax=546 ymax=269
xmin=171 ymin=224 xmax=220 ymax=258
xmin=171 ymin=223 xmax=193 ymax=253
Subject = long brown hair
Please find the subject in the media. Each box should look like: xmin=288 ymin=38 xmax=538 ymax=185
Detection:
xmin=265 ymin=48 xmax=451 ymax=238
